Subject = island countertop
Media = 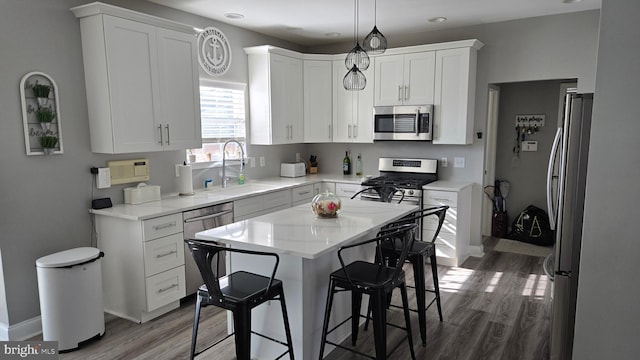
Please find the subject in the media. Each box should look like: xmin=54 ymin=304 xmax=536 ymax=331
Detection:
xmin=195 ymin=199 xmax=418 ymax=259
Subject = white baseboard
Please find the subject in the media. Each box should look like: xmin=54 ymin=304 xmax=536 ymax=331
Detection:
xmin=0 ymin=316 xmax=42 ymax=341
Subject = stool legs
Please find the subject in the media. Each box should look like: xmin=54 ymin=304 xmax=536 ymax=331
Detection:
xmin=278 ymin=290 xmax=295 ymax=359
xmin=189 ymin=295 xmax=203 ymax=360
xmin=232 ymin=306 xmax=252 ymax=360
xmin=371 ymin=289 xmax=388 ymax=360
xmin=319 ymin=279 xmax=336 ymax=360
xmin=411 ymin=255 xmax=428 ymax=346
xmin=430 ymin=254 xmax=443 ymax=322
xmin=399 ymin=284 xmax=417 ymax=360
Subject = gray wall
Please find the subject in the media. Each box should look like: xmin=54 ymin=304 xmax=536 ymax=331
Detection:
xmin=0 ymin=0 xmax=601 ymax=336
xmin=494 ymin=80 xmax=567 ymax=222
xmin=573 ymin=0 xmax=640 ymax=358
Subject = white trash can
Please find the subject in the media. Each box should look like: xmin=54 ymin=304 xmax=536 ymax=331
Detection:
xmin=36 ymin=247 xmax=105 ymax=351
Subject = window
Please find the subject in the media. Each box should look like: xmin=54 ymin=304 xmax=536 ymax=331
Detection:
xmin=188 ymin=80 xmax=247 ymax=163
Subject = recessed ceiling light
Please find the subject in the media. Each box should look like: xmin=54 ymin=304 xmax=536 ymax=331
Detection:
xmin=325 ymin=32 xmax=341 ymax=37
xmin=428 ymin=17 xmax=447 ymax=23
xmin=224 ymin=13 xmax=244 ymax=20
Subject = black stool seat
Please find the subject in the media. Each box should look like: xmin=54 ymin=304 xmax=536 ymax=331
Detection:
xmin=186 ymin=239 xmax=294 ymax=360
xmin=319 ymin=223 xmax=417 ymax=360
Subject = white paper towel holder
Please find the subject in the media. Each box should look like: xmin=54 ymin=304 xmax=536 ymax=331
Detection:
xmin=177 ymin=163 xmax=195 ymax=196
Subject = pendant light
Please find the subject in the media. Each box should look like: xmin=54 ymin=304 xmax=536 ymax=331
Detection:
xmin=363 ymin=0 xmax=387 ymax=54
xmin=345 ymin=0 xmax=369 ymax=71
xmin=343 ymin=64 xmax=367 ymax=91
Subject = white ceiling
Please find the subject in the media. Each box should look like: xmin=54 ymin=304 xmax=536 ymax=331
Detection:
xmin=147 ymin=0 xmax=601 ymax=47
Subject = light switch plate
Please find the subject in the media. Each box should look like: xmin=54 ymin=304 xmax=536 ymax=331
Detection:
xmin=97 ymin=168 xmax=111 ymax=189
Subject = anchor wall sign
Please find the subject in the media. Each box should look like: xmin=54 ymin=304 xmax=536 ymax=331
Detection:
xmin=197 ymin=27 xmax=232 ymax=76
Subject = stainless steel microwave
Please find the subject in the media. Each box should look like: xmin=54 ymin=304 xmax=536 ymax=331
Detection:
xmin=373 ymin=105 xmax=433 ymax=141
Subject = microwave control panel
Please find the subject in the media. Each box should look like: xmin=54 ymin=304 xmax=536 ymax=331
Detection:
xmin=107 ymin=158 xmax=150 ymax=185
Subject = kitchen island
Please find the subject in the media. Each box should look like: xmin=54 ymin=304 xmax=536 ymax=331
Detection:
xmin=195 ymin=199 xmax=418 ymax=359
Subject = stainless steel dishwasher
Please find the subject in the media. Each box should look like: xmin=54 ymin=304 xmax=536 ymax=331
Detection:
xmin=182 ymin=202 xmax=234 ymax=296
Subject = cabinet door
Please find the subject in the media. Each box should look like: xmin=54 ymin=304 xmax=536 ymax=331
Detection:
xmin=374 ymin=54 xmax=404 ymax=106
xmin=404 ymin=52 xmax=435 ymax=105
xmin=103 ymin=16 xmax=161 ymax=153
xmin=332 ymin=60 xmax=357 ymax=143
xmin=433 ymin=47 xmax=474 ymax=145
xmin=353 ymin=64 xmax=374 ymax=143
xmin=156 ymin=28 xmax=202 ymax=150
xmin=314 ymin=182 xmax=336 ymax=195
xmin=269 ymin=54 xmax=291 ymax=144
xmin=303 ymin=60 xmax=333 ymax=143
xmin=287 ymin=57 xmax=304 ymax=143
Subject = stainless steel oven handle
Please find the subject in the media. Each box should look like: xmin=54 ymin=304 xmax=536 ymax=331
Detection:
xmin=184 ymin=209 xmax=233 ymax=223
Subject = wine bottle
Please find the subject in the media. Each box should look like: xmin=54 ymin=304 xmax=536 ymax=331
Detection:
xmin=343 ymin=151 xmax=351 ymax=175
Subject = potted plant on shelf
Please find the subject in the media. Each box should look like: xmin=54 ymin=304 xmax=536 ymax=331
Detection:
xmin=35 ymin=107 xmax=56 ymax=130
xmin=31 ymin=82 xmax=51 ymax=106
xmin=40 ymin=135 xmax=58 ymax=155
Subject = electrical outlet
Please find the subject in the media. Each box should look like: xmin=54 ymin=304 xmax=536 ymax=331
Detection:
xmin=249 ymin=157 xmax=256 ymax=167
xmin=97 ymin=168 xmax=111 ymax=189
xmin=260 ymin=156 xmax=266 ymax=167
xmin=295 ymin=153 xmax=301 ymax=162
xmin=454 ymin=157 xmax=465 ymax=168
xmin=440 ymin=157 xmax=448 ymax=167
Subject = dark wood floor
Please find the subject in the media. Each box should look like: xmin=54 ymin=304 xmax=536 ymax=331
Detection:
xmin=50 ymin=243 xmax=551 ymax=360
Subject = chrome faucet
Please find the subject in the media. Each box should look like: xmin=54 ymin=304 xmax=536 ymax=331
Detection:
xmin=222 ymin=139 xmax=245 ymax=188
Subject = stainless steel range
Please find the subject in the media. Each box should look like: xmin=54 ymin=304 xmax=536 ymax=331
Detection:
xmin=361 ymin=157 xmax=438 ymax=239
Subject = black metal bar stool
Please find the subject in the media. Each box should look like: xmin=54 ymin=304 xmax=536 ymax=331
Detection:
xmin=318 ymin=223 xmax=417 ymax=360
xmin=365 ymin=205 xmax=449 ymax=346
xmin=350 ymin=185 xmax=405 ymax=203
xmin=185 ymin=239 xmax=294 ymax=360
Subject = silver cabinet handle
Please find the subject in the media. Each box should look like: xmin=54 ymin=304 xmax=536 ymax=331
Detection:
xmin=165 ymin=124 xmax=170 ymax=145
xmin=157 ymin=283 xmax=178 ymax=293
xmin=328 ymin=124 xmax=332 ymax=139
xmin=405 ymin=85 xmax=410 ymax=101
xmin=297 ymin=190 xmax=311 ymax=195
xmin=353 ymin=124 xmax=358 ymax=138
xmin=348 ymin=124 xmax=352 ymax=138
xmin=155 ymin=250 xmax=177 ymax=259
xmin=158 ymin=124 xmax=163 ymax=145
xmin=153 ymin=221 xmax=176 ymax=231
xmin=398 ymin=85 xmax=403 ymax=101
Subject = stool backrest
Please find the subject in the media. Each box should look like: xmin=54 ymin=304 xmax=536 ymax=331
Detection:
xmin=351 ymin=185 xmax=405 ymax=204
xmin=185 ymin=239 xmax=280 ymax=299
xmin=337 ymin=223 xmax=417 ymax=288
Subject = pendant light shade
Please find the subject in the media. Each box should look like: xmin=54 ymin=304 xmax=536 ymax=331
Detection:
xmin=363 ymin=25 xmax=387 ymax=54
xmin=343 ymin=64 xmax=366 ymax=91
xmin=345 ymin=43 xmax=370 ymax=71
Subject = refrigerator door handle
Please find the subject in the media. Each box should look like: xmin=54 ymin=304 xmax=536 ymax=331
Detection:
xmin=547 ymin=127 xmax=562 ymax=230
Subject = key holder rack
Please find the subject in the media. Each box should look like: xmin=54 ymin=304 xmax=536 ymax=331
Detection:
xmin=20 ymin=71 xmax=64 ymax=155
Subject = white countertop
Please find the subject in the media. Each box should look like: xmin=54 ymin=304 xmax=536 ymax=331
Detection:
xmin=90 ymin=174 xmax=473 ymax=221
xmin=194 ymin=199 xmax=418 ymax=259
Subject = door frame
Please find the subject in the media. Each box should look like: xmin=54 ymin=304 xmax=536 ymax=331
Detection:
xmin=482 ymin=85 xmax=500 ymax=237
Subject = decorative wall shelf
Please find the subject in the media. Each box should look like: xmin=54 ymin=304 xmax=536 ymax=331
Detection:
xmin=20 ymin=71 xmax=64 ymax=155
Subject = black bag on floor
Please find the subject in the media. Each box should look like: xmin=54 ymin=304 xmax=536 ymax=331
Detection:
xmin=508 ymin=205 xmax=555 ymax=246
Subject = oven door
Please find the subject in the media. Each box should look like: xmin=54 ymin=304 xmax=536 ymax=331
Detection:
xmin=373 ymin=105 xmax=433 ymax=141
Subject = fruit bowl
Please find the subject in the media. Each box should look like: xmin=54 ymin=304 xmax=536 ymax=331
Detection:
xmin=311 ymin=191 xmax=341 ymax=218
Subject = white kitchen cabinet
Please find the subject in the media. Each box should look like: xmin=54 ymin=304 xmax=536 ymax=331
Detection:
xmin=423 ymin=186 xmax=472 ymax=266
xmin=72 ymin=3 xmax=201 ymax=153
xmin=432 ymin=47 xmax=478 ymax=145
xmin=303 ymin=58 xmax=333 ymax=143
xmin=332 ymin=60 xmax=374 ymax=143
xmin=292 ymin=184 xmax=314 ymax=206
xmin=334 ymin=182 xmax=363 ymax=199
xmin=374 ymin=52 xmax=436 ymax=106
xmin=234 ymin=189 xmax=293 ymax=221
xmin=313 ymin=182 xmax=336 ymax=196
xmin=245 ymin=46 xmax=304 ymax=145
xmin=95 ymin=212 xmax=186 ymax=323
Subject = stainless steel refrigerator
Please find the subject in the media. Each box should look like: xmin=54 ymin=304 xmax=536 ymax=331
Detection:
xmin=544 ymin=93 xmax=593 ymax=360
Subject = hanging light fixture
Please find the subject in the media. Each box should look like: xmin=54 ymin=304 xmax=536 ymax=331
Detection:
xmin=344 ymin=0 xmax=369 ymax=71
xmin=363 ymin=0 xmax=387 ymax=54
xmin=343 ymin=64 xmax=367 ymax=91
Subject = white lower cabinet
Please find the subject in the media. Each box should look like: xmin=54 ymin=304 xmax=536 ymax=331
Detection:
xmin=234 ymin=189 xmax=292 ymax=221
xmin=292 ymin=184 xmax=314 ymax=206
xmin=335 ymin=182 xmax=363 ymax=199
xmin=423 ymin=186 xmax=472 ymax=266
xmin=96 ymin=213 xmax=186 ymax=323
xmin=313 ymin=182 xmax=336 ymax=196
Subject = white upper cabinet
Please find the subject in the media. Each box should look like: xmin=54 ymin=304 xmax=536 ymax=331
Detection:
xmin=303 ymin=58 xmax=333 ymax=143
xmin=374 ymin=52 xmax=435 ymax=106
xmin=332 ymin=59 xmax=374 ymax=143
xmin=433 ymin=46 xmax=478 ymax=145
xmin=246 ymin=46 xmax=303 ymax=145
xmin=72 ymin=3 xmax=201 ymax=154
